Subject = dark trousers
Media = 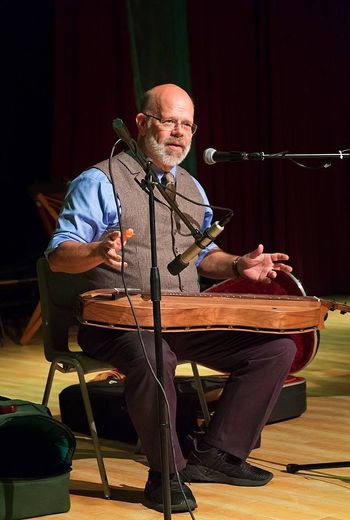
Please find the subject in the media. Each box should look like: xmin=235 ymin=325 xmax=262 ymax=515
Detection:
xmin=78 ymin=325 xmax=296 ymax=472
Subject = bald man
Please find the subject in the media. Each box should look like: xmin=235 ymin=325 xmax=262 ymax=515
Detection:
xmin=47 ymin=84 xmax=296 ymax=513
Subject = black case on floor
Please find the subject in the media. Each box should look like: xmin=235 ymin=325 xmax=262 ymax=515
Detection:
xmin=60 ymin=378 xmax=138 ymax=444
xmin=59 ymin=375 xmax=306 ymax=446
xmin=59 ymin=377 xmax=209 ymax=447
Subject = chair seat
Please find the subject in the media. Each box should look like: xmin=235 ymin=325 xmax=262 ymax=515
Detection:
xmin=50 ymin=351 xmax=114 ymax=375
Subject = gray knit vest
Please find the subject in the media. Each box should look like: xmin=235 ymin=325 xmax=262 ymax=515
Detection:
xmin=83 ymin=152 xmax=206 ymax=294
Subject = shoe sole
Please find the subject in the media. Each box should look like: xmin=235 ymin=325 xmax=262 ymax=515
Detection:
xmin=144 ymin=497 xmax=197 ymax=513
xmin=181 ymin=464 xmax=273 ymax=487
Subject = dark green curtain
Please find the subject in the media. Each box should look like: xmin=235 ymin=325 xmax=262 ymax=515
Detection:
xmin=126 ymin=0 xmax=197 ymax=176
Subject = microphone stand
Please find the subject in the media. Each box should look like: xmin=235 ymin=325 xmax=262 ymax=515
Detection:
xmin=112 ymin=119 xmax=227 ymax=519
xmin=112 ymin=119 xmax=172 ymax=518
xmin=260 ymin=151 xmax=350 ymax=160
xmin=229 ymin=150 xmax=350 ymax=161
xmin=143 ymin=158 xmax=172 ymax=519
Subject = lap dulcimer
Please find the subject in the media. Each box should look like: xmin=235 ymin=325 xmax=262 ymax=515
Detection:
xmin=78 ymin=289 xmax=350 ymax=334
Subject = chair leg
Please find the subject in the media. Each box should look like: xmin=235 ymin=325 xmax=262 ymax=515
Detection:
xmin=76 ymin=367 xmax=112 ymax=499
xmin=42 ymin=361 xmax=57 ymax=407
xmin=190 ymin=362 xmax=211 ymax=426
xmin=43 ymin=362 xmax=111 ymax=499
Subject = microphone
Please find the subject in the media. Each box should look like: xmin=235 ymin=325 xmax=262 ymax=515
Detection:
xmin=112 ymin=118 xmax=138 ymax=154
xmin=203 ymin=148 xmax=263 ymax=165
xmin=167 ymin=220 xmax=225 ymax=276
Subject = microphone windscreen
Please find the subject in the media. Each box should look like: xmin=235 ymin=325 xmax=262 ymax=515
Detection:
xmin=203 ymin=148 xmax=216 ymax=165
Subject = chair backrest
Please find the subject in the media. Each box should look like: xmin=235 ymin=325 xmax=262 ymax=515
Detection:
xmin=37 ymin=258 xmax=88 ymax=361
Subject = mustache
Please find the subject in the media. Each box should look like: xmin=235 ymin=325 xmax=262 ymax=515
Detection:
xmin=164 ymin=139 xmax=185 ymax=147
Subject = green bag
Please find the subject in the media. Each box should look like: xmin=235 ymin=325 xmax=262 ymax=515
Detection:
xmin=0 ymin=397 xmax=76 ymax=520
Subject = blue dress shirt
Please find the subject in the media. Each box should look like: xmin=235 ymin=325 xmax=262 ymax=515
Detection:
xmin=46 ymin=166 xmax=218 ymax=267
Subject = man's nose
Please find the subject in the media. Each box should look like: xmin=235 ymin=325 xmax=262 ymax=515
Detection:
xmin=171 ymin=123 xmax=184 ymax=136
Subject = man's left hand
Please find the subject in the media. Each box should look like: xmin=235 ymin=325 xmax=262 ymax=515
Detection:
xmin=237 ymin=244 xmax=292 ymax=284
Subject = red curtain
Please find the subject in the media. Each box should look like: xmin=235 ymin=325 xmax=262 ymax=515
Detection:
xmin=187 ymin=0 xmax=350 ymax=295
xmin=51 ymin=0 xmax=136 ymax=181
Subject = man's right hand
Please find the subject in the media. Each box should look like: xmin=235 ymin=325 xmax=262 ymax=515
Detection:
xmin=48 ymin=228 xmax=134 ymax=274
xmin=100 ymin=229 xmax=134 ymax=269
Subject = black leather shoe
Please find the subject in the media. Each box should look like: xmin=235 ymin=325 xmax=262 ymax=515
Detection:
xmin=180 ymin=445 xmax=273 ymax=487
xmin=144 ymin=470 xmax=197 ymax=513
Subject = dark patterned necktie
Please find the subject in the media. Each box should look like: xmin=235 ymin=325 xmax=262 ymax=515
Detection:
xmin=162 ymin=172 xmax=176 ymax=200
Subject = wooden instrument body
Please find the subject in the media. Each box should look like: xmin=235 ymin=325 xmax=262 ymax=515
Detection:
xmin=77 ymin=272 xmax=350 ymax=374
xmin=79 ymin=291 xmax=329 ymax=334
xmin=206 ymin=273 xmax=320 ymax=373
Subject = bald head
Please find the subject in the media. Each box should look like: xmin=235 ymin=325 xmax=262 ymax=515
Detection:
xmin=140 ymin=84 xmax=194 ymax=115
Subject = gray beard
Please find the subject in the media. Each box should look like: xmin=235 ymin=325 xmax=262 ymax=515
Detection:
xmin=144 ymin=133 xmax=191 ymax=168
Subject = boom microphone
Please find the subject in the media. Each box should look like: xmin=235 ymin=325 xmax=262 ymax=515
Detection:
xmin=203 ymin=148 xmax=263 ymax=164
xmin=112 ymin=118 xmax=138 ymax=154
xmin=167 ymin=220 xmax=225 ymax=276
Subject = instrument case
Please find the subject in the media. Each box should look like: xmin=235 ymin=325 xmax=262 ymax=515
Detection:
xmin=59 ymin=376 xmax=200 ymax=449
xmin=59 ymin=374 xmax=306 ymax=449
xmin=0 ymin=397 xmax=75 ymax=520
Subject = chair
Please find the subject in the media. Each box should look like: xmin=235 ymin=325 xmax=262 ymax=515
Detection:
xmin=37 ymin=257 xmax=114 ymax=499
xmin=37 ymin=257 xmax=211 ymax=498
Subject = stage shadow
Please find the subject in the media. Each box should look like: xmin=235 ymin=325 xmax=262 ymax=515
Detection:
xmin=69 ymin=480 xmax=144 ymax=503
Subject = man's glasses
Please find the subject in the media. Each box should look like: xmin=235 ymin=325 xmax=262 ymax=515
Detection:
xmin=142 ymin=113 xmax=198 ymax=135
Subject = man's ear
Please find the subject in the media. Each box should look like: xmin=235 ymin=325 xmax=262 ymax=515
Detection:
xmin=136 ymin=113 xmax=147 ymax=135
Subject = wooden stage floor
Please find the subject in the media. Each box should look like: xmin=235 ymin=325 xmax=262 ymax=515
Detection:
xmin=0 ymin=309 xmax=349 ymax=519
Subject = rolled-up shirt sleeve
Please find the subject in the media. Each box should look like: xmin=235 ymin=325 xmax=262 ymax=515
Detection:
xmin=191 ymin=177 xmax=220 ymax=267
xmin=45 ymin=168 xmax=119 ymax=256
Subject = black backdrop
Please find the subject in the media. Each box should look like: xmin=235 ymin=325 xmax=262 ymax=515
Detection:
xmin=2 ymin=0 xmax=350 ymax=296
xmin=1 ymin=1 xmax=54 ymax=276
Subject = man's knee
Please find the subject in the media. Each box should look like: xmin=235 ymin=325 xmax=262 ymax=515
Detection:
xmin=128 ymin=340 xmax=177 ymax=376
xmin=269 ymin=337 xmax=297 ymax=366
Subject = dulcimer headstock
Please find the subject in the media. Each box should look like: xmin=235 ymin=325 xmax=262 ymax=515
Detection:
xmin=320 ymin=299 xmax=350 ymax=315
